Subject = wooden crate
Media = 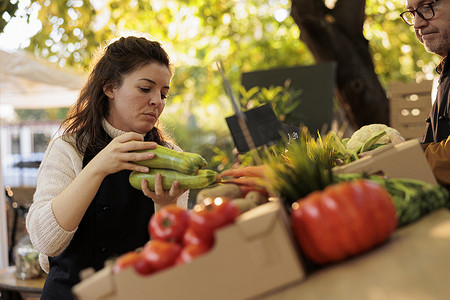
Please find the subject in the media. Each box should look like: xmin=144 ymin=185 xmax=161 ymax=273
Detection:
xmin=389 ymin=80 xmax=433 ymax=140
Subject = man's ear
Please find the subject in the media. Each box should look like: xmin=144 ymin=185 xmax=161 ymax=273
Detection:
xmin=103 ymin=83 xmax=115 ymax=99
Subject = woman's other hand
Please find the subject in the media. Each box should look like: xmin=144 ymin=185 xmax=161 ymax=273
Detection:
xmin=140 ymin=175 xmax=187 ymax=209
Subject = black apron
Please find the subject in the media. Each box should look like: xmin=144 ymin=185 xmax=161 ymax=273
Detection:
xmin=41 ymin=129 xmax=155 ymax=299
xmin=422 ymin=56 xmax=450 ymax=143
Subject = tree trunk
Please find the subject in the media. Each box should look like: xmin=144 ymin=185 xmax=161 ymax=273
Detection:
xmin=290 ymin=0 xmax=389 ymax=130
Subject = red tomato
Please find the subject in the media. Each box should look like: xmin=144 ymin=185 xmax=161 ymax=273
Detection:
xmin=133 ymin=254 xmax=154 ymax=275
xmin=112 ymin=251 xmax=142 ymax=273
xmin=182 ymin=227 xmax=213 ymax=248
xmin=189 ymin=197 xmax=240 ymax=244
xmin=175 ymin=243 xmax=211 ymax=265
xmin=291 ymin=179 xmax=397 ymax=265
xmin=142 ymin=239 xmax=182 ymax=272
xmin=149 ymin=204 xmax=189 ymax=243
xmin=113 ymin=251 xmax=154 ymax=275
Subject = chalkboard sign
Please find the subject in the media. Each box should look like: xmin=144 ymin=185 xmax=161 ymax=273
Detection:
xmin=225 ymin=104 xmax=281 ymax=153
xmin=241 ymin=62 xmax=336 ymax=136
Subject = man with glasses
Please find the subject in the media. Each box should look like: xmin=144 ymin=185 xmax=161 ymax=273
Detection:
xmin=400 ymin=0 xmax=450 ymax=189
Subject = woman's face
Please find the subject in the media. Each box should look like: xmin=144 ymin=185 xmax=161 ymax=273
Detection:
xmin=104 ymin=62 xmax=171 ymax=134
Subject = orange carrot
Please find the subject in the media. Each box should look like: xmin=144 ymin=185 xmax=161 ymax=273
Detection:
xmin=219 ymin=165 xmax=269 ymax=179
xmin=221 ymin=177 xmax=266 ymax=189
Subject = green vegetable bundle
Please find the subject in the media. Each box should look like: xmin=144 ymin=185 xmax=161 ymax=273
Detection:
xmin=330 ymin=124 xmax=404 ymax=164
xmin=129 ymin=145 xmax=218 ymax=191
xmin=335 ymin=173 xmax=450 ymax=227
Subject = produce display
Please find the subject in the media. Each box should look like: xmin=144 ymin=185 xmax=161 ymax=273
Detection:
xmin=113 ymin=198 xmax=241 ymax=275
xmin=124 ymin=124 xmax=448 ymax=274
xmin=77 ymin=123 xmax=450 ymax=299
xmin=129 ymin=146 xmax=219 ymax=191
xmin=213 ymin=125 xmax=449 ymax=265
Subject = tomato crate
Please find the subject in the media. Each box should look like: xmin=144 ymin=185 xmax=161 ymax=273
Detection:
xmin=72 ymin=201 xmax=306 ymax=300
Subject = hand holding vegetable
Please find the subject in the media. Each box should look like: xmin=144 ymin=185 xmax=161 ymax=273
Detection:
xmin=139 ymin=173 xmax=187 ymax=208
xmin=132 ymin=145 xmax=207 ymax=175
xmin=129 ymin=146 xmax=219 ymax=193
xmin=89 ymin=132 xmax=157 ymax=178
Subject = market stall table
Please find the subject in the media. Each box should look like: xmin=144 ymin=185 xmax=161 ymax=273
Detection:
xmin=259 ymin=208 xmax=450 ymax=300
xmin=0 ymin=266 xmax=46 ymax=299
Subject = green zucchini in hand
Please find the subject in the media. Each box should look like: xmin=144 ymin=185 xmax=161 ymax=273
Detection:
xmin=129 ymin=168 xmax=219 ymax=191
xmin=133 ymin=145 xmax=207 ymax=175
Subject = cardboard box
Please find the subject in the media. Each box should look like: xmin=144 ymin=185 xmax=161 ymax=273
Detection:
xmin=72 ymin=201 xmax=306 ymax=300
xmin=333 ymin=139 xmax=437 ymax=185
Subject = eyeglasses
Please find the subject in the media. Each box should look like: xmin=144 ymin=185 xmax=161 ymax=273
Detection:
xmin=400 ymin=0 xmax=440 ymax=26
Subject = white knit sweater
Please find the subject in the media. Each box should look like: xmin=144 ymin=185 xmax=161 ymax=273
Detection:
xmin=26 ymin=120 xmax=189 ymax=273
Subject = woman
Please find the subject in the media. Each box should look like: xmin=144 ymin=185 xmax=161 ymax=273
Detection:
xmin=26 ymin=35 xmax=188 ymax=299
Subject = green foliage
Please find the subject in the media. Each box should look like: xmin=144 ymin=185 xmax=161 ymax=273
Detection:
xmin=6 ymin=0 xmax=440 ymax=170
xmin=15 ymin=108 xmax=68 ymax=121
xmin=25 ymin=0 xmax=311 ymax=103
xmin=19 ymin=0 xmax=313 ymax=166
xmin=239 ymin=82 xmax=302 ymax=122
xmin=18 ymin=0 xmax=436 ymax=113
xmin=264 ymin=128 xmax=335 ymax=205
xmin=364 ymin=0 xmax=439 ymax=87
xmin=206 ymin=83 xmax=303 ymax=170
xmin=0 ymin=0 xmax=19 ymax=33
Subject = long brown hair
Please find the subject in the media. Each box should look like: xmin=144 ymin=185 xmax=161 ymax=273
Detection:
xmin=61 ymin=35 xmax=173 ymax=154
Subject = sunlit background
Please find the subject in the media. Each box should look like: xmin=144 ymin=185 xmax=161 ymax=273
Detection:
xmin=0 ymin=0 xmax=440 ymax=187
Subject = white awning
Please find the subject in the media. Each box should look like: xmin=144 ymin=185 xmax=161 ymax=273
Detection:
xmin=0 ymin=47 xmax=86 ymax=109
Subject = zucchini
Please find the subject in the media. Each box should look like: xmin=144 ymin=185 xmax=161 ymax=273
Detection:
xmin=129 ymin=169 xmax=219 ymax=191
xmin=181 ymin=152 xmax=208 ymax=169
xmin=133 ymin=145 xmax=207 ymax=175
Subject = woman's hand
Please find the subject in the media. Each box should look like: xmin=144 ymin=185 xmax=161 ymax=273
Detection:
xmin=140 ymin=175 xmax=187 ymax=208
xmin=88 ymin=132 xmax=156 ymax=178
xmin=51 ymin=132 xmax=158 ymax=231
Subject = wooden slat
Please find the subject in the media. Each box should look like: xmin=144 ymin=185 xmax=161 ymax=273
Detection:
xmin=390 ymin=124 xmax=426 ymax=139
xmin=390 ymin=109 xmax=429 ymax=123
xmin=390 ymin=96 xmax=432 ymax=110
xmin=388 ymin=80 xmax=433 ymax=96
